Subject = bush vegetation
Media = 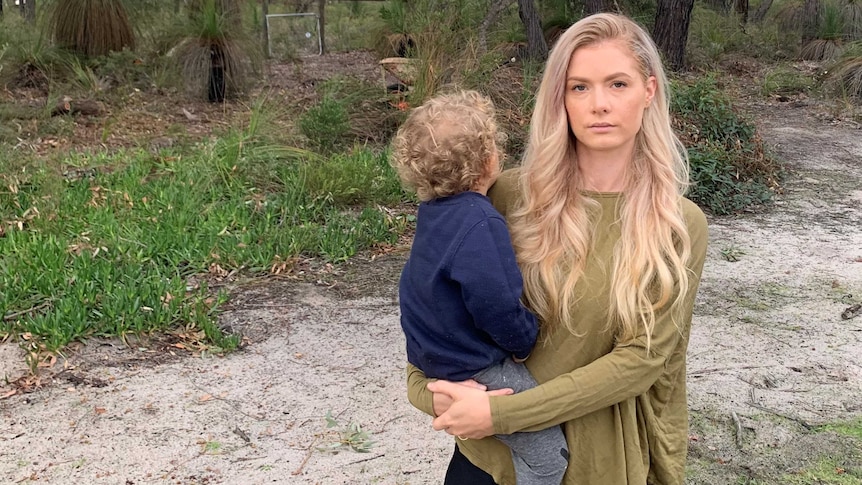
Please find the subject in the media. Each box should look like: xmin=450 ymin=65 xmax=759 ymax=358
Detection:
xmin=6 ymin=0 xmax=855 ymax=361
xmin=671 ymin=76 xmax=780 ymax=215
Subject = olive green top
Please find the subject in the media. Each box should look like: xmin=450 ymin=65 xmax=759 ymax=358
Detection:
xmin=407 ymin=168 xmax=709 ymax=485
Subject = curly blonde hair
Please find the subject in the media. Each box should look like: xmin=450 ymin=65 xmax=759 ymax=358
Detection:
xmin=391 ymin=90 xmax=503 ymax=202
xmin=511 ymin=13 xmax=692 ymax=349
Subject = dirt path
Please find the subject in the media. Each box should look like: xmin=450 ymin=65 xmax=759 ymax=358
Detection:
xmin=1 ymin=103 xmax=861 ymax=485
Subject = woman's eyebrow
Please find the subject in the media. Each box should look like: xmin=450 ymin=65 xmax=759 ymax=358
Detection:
xmin=566 ymin=72 xmax=634 ymax=82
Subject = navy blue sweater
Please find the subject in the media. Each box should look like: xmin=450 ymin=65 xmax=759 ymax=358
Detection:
xmin=399 ymin=191 xmax=538 ymax=381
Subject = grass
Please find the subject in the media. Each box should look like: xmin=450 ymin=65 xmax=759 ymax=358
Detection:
xmin=761 ymin=66 xmax=817 ymax=97
xmin=0 ymin=102 xmax=408 ymax=355
xmin=759 ymin=418 xmax=862 ymax=484
xmin=817 ymin=418 xmax=862 ymax=439
xmin=720 ymin=244 xmax=745 ymax=262
xmin=782 ymin=458 xmax=862 ymax=484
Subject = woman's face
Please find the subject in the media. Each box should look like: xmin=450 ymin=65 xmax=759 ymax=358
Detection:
xmin=564 ymin=40 xmax=656 ymax=158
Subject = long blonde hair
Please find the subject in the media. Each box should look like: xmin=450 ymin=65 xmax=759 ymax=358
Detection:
xmin=510 ymin=13 xmax=692 ymax=348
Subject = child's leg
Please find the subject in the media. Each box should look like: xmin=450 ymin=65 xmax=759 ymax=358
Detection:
xmin=472 ymin=359 xmax=568 ymax=485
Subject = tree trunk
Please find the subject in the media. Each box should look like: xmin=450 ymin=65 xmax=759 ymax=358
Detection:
xmin=24 ymin=0 xmax=35 ymax=23
xmin=801 ymin=0 xmax=821 ymax=44
xmin=318 ymin=0 xmax=325 ymax=55
xmin=752 ymin=0 xmax=773 ymax=24
xmin=479 ymin=0 xmax=514 ymax=53
xmin=653 ymin=0 xmax=695 ymax=71
xmin=262 ymin=0 xmax=269 ymax=57
xmin=584 ymin=0 xmax=613 ymax=14
xmin=733 ymin=0 xmax=749 ymax=24
xmin=208 ymin=45 xmax=226 ymax=103
xmin=703 ymin=0 xmax=728 ymax=12
xmin=517 ymin=0 xmax=548 ymax=60
xmin=174 ymin=0 xmax=181 ymax=14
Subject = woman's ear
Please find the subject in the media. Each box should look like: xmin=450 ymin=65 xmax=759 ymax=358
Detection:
xmin=645 ymin=75 xmax=657 ymax=107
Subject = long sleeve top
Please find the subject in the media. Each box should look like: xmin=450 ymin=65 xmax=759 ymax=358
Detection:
xmin=407 ymin=169 xmax=709 ymax=484
xmin=399 ymin=191 xmax=538 ymax=381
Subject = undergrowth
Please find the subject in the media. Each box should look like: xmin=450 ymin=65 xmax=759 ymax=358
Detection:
xmin=671 ymin=75 xmax=781 ymax=215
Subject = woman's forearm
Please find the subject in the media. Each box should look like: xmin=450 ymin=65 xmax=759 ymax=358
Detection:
xmin=406 ymin=364 xmax=437 ymax=417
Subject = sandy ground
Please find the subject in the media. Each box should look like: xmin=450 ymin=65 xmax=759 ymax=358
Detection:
xmin=1 ymin=99 xmax=861 ymax=484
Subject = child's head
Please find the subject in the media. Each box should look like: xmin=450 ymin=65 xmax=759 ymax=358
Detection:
xmin=391 ymin=90 xmax=504 ymax=202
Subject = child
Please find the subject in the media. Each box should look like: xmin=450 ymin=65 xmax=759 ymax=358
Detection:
xmin=391 ymin=90 xmax=568 ymax=485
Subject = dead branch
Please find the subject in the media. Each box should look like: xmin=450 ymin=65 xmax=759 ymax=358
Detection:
xmin=731 ymin=411 xmax=744 ymax=448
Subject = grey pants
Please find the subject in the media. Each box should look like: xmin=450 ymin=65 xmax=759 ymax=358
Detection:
xmin=472 ymin=358 xmax=569 ymax=485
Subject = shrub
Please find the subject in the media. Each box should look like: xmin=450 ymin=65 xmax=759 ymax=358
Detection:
xmin=299 ymin=95 xmax=351 ymax=153
xmin=671 ymin=75 xmax=781 ymax=214
xmin=299 ymin=147 xmax=405 ymax=206
xmin=687 ymin=5 xmax=749 ymax=64
xmin=761 ymin=66 xmax=817 ymax=96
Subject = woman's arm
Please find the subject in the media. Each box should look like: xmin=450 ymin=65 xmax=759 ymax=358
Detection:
xmin=491 ymin=297 xmax=695 ymax=434
xmin=406 ymin=364 xmax=437 ymax=417
xmin=407 ymin=364 xmax=512 ymax=419
xmin=430 ymin=305 xmax=690 ymax=439
xmin=433 ymin=204 xmax=708 ymax=438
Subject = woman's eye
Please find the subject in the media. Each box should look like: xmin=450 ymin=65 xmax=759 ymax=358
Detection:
xmin=571 ymin=85 xmax=586 ymax=92
xmin=612 ymin=81 xmax=627 ymax=88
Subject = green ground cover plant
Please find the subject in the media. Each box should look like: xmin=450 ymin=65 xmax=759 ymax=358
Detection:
xmin=0 ymin=103 xmax=407 ymax=353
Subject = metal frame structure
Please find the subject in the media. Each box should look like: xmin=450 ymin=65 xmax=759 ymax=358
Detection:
xmin=265 ymin=13 xmax=323 ymax=57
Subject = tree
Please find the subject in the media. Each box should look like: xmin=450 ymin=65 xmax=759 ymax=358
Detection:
xmin=752 ymin=0 xmax=773 ymax=24
xmin=24 ymin=0 xmax=35 ymax=23
xmin=733 ymin=0 xmax=749 ymax=24
xmin=517 ymin=0 xmax=548 ymax=60
xmin=318 ymin=0 xmax=326 ymax=54
xmin=262 ymin=0 xmax=269 ymax=56
xmin=478 ymin=0 xmax=514 ymax=52
xmin=801 ymin=0 xmax=821 ymax=44
xmin=653 ymin=0 xmax=695 ymax=71
xmin=584 ymin=0 xmax=614 ymax=14
xmin=175 ymin=0 xmax=257 ymax=102
xmin=49 ymin=0 xmax=135 ymax=57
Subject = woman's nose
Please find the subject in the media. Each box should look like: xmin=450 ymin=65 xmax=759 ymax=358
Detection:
xmin=592 ymin=88 xmax=610 ymax=113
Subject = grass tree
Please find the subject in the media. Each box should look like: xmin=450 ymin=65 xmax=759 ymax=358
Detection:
xmin=825 ymin=41 xmax=862 ymax=100
xmin=48 ymin=0 xmax=135 ymax=57
xmin=173 ymin=0 xmax=255 ymax=102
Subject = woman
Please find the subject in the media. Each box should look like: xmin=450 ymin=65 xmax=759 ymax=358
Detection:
xmin=406 ymin=12 xmax=709 ymax=485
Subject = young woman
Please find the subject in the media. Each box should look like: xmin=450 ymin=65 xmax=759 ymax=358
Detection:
xmin=405 ymin=13 xmax=709 ymax=485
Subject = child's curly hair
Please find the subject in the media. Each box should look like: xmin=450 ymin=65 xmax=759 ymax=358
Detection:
xmin=391 ymin=90 xmax=504 ymax=202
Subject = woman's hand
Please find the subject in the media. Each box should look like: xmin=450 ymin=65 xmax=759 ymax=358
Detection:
xmin=432 ymin=379 xmax=486 ymax=416
xmin=428 ymin=380 xmax=511 ymax=439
